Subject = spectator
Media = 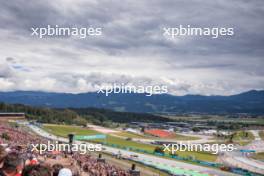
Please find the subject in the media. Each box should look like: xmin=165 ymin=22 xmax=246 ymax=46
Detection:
xmin=0 ymin=146 xmax=7 ymax=169
xmin=51 ymin=164 xmax=63 ymax=176
xmin=22 ymin=165 xmax=51 ymax=176
xmin=0 ymin=152 xmax=24 ymax=176
xmin=58 ymin=168 xmax=72 ymax=176
xmin=0 ymin=122 xmax=129 ymax=176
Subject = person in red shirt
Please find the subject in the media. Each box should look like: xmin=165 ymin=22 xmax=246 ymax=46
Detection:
xmin=0 ymin=152 xmax=24 ymax=176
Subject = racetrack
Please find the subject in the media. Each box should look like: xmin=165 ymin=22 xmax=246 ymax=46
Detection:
xmin=28 ymin=123 xmax=238 ymax=176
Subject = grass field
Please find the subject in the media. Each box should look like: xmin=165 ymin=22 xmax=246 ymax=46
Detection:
xmin=233 ymin=131 xmax=255 ymax=141
xmin=259 ymin=131 xmax=264 ymax=140
xmin=169 ymin=133 xmax=200 ymax=141
xmin=232 ymin=131 xmax=254 ymax=146
xmin=43 ymin=124 xmax=217 ymax=162
xmin=43 ymin=124 xmax=156 ymax=152
xmin=115 ymin=131 xmax=200 ymax=141
xmin=173 ymin=151 xmax=216 ymax=162
xmin=213 ymin=131 xmax=255 ymax=146
xmin=114 ymin=132 xmax=149 ymax=139
xmin=251 ymin=152 xmax=264 ymax=161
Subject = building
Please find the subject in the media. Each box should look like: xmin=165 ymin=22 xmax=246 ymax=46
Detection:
xmin=0 ymin=112 xmax=25 ymax=120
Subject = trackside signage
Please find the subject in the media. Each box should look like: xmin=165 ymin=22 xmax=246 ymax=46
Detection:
xmin=74 ymin=134 xmax=106 ymax=140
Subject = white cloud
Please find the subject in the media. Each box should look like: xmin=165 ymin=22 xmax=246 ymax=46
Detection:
xmin=0 ymin=0 xmax=263 ymax=95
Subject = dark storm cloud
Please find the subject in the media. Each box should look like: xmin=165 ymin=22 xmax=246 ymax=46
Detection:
xmin=0 ymin=0 xmax=264 ymax=94
xmin=0 ymin=0 xmax=60 ymax=36
xmin=1 ymin=0 xmax=263 ymax=56
xmin=6 ymin=57 xmax=16 ymax=63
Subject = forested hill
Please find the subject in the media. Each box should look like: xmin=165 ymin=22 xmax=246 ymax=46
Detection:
xmin=0 ymin=90 xmax=264 ymax=114
xmin=0 ymin=103 xmax=171 ymax=126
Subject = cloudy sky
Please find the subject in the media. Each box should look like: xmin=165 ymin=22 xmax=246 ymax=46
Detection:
xmin=0 ymin=0 xmax=264 ymax=95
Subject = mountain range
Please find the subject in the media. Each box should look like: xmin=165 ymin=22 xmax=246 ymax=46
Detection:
xmin=0 ymin=90 xmax=263 ymax=114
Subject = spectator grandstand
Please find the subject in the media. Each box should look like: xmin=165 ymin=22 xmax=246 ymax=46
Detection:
xmin=0 ymin=122 xmax=131 ymax=176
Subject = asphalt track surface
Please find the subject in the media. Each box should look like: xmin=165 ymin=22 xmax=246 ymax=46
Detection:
xmin=219 ymin=130 xmax=264 ymax=175
xmin=28 ymin=124 xmax=238 ymax=176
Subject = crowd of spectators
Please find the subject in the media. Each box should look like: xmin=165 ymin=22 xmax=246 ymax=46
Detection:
xmin=74 ymin=154 xmax=128 ymax=176
xmin=0 ymin=122 xmax=130 ymax=176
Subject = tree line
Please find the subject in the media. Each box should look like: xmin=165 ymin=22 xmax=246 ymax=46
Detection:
xmin=0 ymin=103 xmax=170 ymax=127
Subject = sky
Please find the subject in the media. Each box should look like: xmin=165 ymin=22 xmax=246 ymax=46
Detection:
xmin=0 ymin=0 xmax=264 ymax=95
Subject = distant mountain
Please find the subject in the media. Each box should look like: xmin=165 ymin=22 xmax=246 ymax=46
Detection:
xmin=0 ymin=90 xmax=263 ymax=114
